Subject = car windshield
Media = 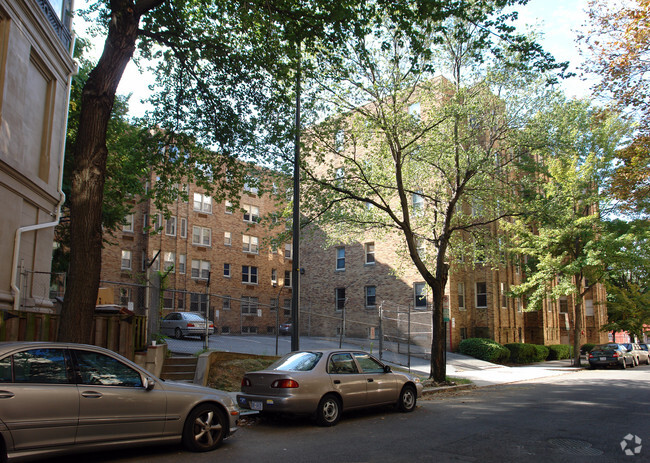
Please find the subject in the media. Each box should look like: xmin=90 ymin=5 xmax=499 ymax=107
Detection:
xmin=593 ymin=344 xmax=620 ymax=351
xmin=270 ymin=352 xmax=322 ymax=371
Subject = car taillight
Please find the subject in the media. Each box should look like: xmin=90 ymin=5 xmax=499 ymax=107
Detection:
xmin=241 ymin=377 xmax=251 ymax=387
xmin=271 ymin=379 xmax=299 ymax=388
xmin=589 ymin=353 xmax=594 ymax=358
xmin=613 ymin=352 xmax=619 ymax=357
xmin=209 ymin=323 xmax=214 ymax=328
xmin=186 ymin=323 xmax=195 ymax=327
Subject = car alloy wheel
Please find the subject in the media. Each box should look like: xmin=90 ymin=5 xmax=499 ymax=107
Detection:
xmin=316 ymin=394 xmax=341 ymax=427
xmin=175 ymin=327 xmax=183 ymax=339
xmin=398 ymin=385 xmax=417 ymax=413
xmin=182 ymin=404 xmax=226 ymax=452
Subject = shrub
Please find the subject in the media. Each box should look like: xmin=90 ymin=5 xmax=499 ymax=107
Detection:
xmin=505 ymin=343 xmax=549 ymax=364
xmin=580 ymin=343 xmax=596 ymax=355
xmin=547 ymin=344 xmax=573 ymax=360
xmin=459 ymin=338 xmax=510 ymax=363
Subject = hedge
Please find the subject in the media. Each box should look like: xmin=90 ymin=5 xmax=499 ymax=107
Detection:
xmin=459 ymin=338 xmax=510 ymax=363
xmin=580 ymin=343 xmax=596 ymax=355
xmin=505 ymin=343 xmax=549 ymax=364
xmin=547 ymin=344 xmax=573 ymax=360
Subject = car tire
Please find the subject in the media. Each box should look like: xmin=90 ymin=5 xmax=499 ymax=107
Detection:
xmin=182 ymin=403 xmax=227 ymax=452
xmin=646 ymin=356 xmax=650 ymax=365
xmin=621 ymin=359 xmax=627 ymax=369
xmin=316 ymin=394 xmax=341 ymax=427
xmin=398 ymin=385 xmax=417 ymax=413
xmin=175 ymin=327 xmax=183 ymax=340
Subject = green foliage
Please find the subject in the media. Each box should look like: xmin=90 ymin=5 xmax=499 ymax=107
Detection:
xmin=459 ymin=338 xmax=510 ymax=363
xmin=505 ymin=343 xmax=549 ymax=363
xmin=580 ymin=343 xmax=596 ymax=355
xmin=547 ymin=344 xmax=573 ymax=360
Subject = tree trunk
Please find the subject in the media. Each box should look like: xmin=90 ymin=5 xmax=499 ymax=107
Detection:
xmin=429 ymin=263 xmax=449 ymax=382
xmin=572 ymin=280 xmax=584 ymax=367
xmin=58 ymin=2 xmax=142 ymax=343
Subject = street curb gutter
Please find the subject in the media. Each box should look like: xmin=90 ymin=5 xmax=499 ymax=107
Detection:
xmin=421 ymin=384 xmax=475 ymax=396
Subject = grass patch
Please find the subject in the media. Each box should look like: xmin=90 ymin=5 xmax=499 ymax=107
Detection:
xmin=207 ymin=357 xmax=277 ymax=392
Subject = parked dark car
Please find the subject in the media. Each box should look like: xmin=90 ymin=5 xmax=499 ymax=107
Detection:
xmin=237 ymin=349 xmax=422 ymax=426
xmin=279 ymin=322 xmax=292 ymax=336
xmin=160 ymin=312 xmax=214 ymax=340
xmin=0 ymin=342 xmax=238 ymax=462
xmin=588 ymin=343 xmax=635 ymax=369
xmin=620 ymin=343 xmax=650 ymax=366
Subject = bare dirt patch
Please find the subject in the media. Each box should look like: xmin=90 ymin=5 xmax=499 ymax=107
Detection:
xmin=207 ymin=357 xmax=277 ymax=392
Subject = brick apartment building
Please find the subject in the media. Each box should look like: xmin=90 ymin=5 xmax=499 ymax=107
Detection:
xmin=100 ymin=176 xmax=295 ymax=336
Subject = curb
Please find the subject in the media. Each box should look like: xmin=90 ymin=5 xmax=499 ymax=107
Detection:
xmin=421 ymin=383 xmax=475 ymax=395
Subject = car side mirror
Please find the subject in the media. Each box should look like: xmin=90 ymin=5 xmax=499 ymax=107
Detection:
xmin=143 ymin=376 xmax=155 ymax=391
xmin=384 ymin=365 xmax=392 ymax=373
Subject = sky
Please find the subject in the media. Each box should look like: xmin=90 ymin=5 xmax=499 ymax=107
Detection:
xmin=79 ymin=0 xmax=593 ymax=119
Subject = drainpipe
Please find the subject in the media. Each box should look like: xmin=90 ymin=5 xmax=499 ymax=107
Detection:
xmin=11 ymin=34 xmax=77 ymax=312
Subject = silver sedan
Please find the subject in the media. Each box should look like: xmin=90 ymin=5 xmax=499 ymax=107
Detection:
xmin=0 ymin=342 xmax=238 ymax=462
xmin=237 ymin=349 xmax=422 ymax=426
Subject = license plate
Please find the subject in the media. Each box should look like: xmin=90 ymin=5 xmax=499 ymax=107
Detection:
xmin=251 ymin=401 xmax=263 ymax=411
xmin=600 ymin=357 xmax=606 ymax=361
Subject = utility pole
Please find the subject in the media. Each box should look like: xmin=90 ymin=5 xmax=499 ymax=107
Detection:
xmin=291 ymin=39 xmax=302 ymax=352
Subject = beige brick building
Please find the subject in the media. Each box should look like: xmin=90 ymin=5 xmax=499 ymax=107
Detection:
xmin=0 ymin=0 xmax=75 ymax=312
xmin=100 ymin=176 xmax=295 ymax=335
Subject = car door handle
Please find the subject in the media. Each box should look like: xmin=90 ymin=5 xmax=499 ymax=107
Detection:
xmin=367 ymin=378 xmax=374 ymax=383
xmin=333 ymin=380 xmax=341 ymax=384
xmin=81 ymin=391 xmax=103 ymax=398
xmin=0 ymin=391 xmax=15 ymax=399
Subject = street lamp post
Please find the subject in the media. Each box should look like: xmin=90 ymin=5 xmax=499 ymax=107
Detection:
xmin=290 ymin=39 xmax=302 ymax=352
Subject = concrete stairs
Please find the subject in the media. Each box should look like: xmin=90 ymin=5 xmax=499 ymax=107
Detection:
xmin=160 ymin=356 xmax=198 ymax=383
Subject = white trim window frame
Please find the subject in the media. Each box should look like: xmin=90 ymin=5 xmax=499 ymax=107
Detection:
xmin=179 ymin=217 xmax=187 ymax=238
xmin=457 ymin=282 xmax=465 ymax=311
xmin=365 ymin=242 xmax=375 ymax=264
xmin=242 ymin=265 xmax=258 ymax=285
xmin=243 ymin=234 xmax=259 ymax=254
xmin=192 ymin=226 xmax=211 ymax=247
xmin=476 ymin=282 xmax=487 ymax=308
xmin=193 ymin=192 xmax=212 ymax=213
xmin=121 ymin=250 xmax=132 ymax=270
xmin=165 ymin=216 xmax=177 ymax=236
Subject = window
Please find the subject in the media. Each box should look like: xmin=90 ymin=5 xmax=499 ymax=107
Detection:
xmin=328 ymin=352 xmax=357 ymax=374
xmin=152 ymin=213 xmax=162 ymax=233
xmin=516 ymin=298 xmax=522 ymax=313
xmin=225 ymin=200 xmax=233 ymax=214
xmin=163 ymin=251 xmax=175 ymax=272
xmin=224 ymin=231 xmax=231 ymax=246
xmin=151 ymin=250 xmax=160 ymax=271
xmin=476 ymin=282 xmax=487 ymax=308
xmin=163 ymin=290 xmax=174 ymax=310
xmin=284 ymin=270 xmax=292 ymax=288
xmin=119 ymin=288 xmax=130 ymax=305
xmin=180 ymin=218 xmax=187 ymax=238
xmin=270 ymin=298 xmax=278 ymax=312
xmin=547 ymin=298 xmax=553 ymax=312
xmin=365 ymin=286 xmax=376 ymax=307
xmin=285 ymin=243 xmax=292 ymax=259
xmin=121 ymin=250 xmax=132 ymax=270
xmin=559 ymin=297 xmax=568 ymax=313
xmin=242 ymin=265 xmax=258 ymax=284
xmin=283 ymin=298 xmax=291 ymax=316
xmin=416 ymin=238 xmax=426 ymax=259
xmin=271 ymin=268 xmax=277 ymax=284
xmin=336 ymin=247 xmax=345 ymax=271
xmin=243 ymin=235 xmax=259 ymax=254
xmin=190 ymin=293 xmax=209 ymax=312
xmin=243 ymin=204 xmax=259 ymax=223
xmin=408 ymin=101 xmax=421 ymax=119
xmin=585 ymin=299 xmax=594 ymax=316
xmin=353 ymin=352 xmax=385 ymax=373
xmin=414 ymin=282 xmax=427 ymax=308
xmin=365 ymin=242 xmax=375 ymax=264
xmin=335 ymin=288 xmax=346 ymax=311
xmin=458 ymin=282 xmax=465 ymax=310
xmin=335 ymin=130 xmax=344 ymax=151
xmin=178 ymin=254 xmax=186 ymax=274
xmin=241 ymin=296 xmax=259 ymax=315
xmin=500 ymin=282 xmax=507 ymax=308
xmin=75 ymin=350 xmax=143 ymax=387
xmin=165 ymin=216 xmax=176 ymax=236
xmin=222 ymin=297 xmax=231 ymax=310
xmin=335 ymin=167 xmax=345 ymax=185
xmin=123 ymin=214 xmax=134 ymax=232
xmin=191 ymin=259 xmax=210 ymax=280
xmin=192 ymin=226 xmax=211 ymax=246
xmin=193 ymin=193 xmax=212 ymax=213
xmin=244 ymin=178 xmax=259 ymax=195
xmin=224 ymin=263 xmax=231 ymax=277
xmin=177 ymin=294 xmax=185 ymax=310
xmin=12 ymin=349 xmax=69 ymax=384
xmin=412 ymin=191 xmax=424 ymax=213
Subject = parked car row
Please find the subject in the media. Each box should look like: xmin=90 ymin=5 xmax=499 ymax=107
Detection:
xmin=588 ymin=342 xmax=650 ymax=369
xmin=0 ymin=342 xmax=239 ymax=462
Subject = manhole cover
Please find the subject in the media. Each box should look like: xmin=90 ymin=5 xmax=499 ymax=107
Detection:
xmin=548 ymin=438 xmax=604 ymax=456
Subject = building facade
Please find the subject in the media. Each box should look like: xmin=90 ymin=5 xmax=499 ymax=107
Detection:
xmin=100 ymin=177 xmax=295 ymax=336
xmin=0 ymin=0 xmax=75 ymax=312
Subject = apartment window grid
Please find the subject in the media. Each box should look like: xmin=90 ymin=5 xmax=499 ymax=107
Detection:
xmin=365 ymin=286 xmax=376 ymax=308
xmin=121 ymin=250 xmax=132 ymax=270
xmin=243 ymin=204 xmax=260 ymax=223
xmin=414 ymin=282 xmax=427 ymax=309
xmin=335 ymin=287 xmax=345 ymax=311
xmin=270 ymin=298 xmax=278 ymax=312
xmin=224 ymin=263 xmax=231 ymax=278
xmin=163 ymin=290 xmax=174 ymax=310
xmin=192 ymin=226 xmax=211 ymax=246
xmin=178 ymin=254 xmax=186 ymax=274
xmin=271 ymin=268 xmax=277 ymax=285
xmin=224 ymin=231 xmax=231 ymax=246
xmin=476 ymin=282 xmax=487 ymax=308
xmin=285 ymin=243 xmax=292 ymax=259
xmin=177 ymin=294 xmax=185 ymax=310
xmin=165 ymin=216 xmax=177 ymax=236
xmin=225 ymin=200 xmax=233 ymax=214
xmin=193 ymin=193 xmax=212 ymax=213
xmin=244 ymin=178 xmax=259 ymax=195
xmin=336 ymin=247 xmax=345 ymax=271
xmin=559 ymin=297 xmax=568 ymax=313
xmin=500 ymin=282 xmax=507 ymax=309
xmin=242 ymin=265 xmax=258 ymax=284
xmin=190 ymin=293 xmax=209 ymax=312
xmin=283 ymin=298 xmax=291 ymax=316
xmin=222 ymin=297 xmax=231 ymax=311
xmin=365 ymin=242 xmax=375 ymax=264
xmin=243 ymin=235 xmax=259 ymax=254
xmin=457 ymin=282 xmax=465 ymax=311
xmin=516 ymin=298 xmax=522 ymax=313
xmin=191 ymin=260 xmax=210 ymax=280
xmin=163 ymin=251 xmax=175 ymax=272
xmin=123 ymin=214 xmax=134 ymax=232
xmin=180 ymin=218 xmax=187 ymax=238
xmin=284 ymin=270 xmax=292 ymax=288
xmin=241 ymin=296 xmax=259 ymax=315
xmin=152 ymin=213 xmax=163 ymax=233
